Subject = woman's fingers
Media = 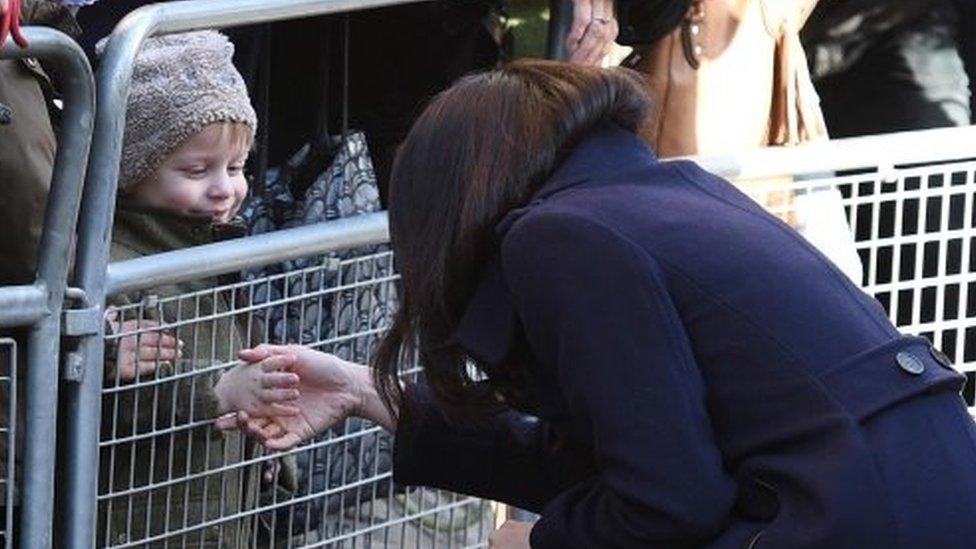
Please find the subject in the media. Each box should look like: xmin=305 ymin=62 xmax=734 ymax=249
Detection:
xmin=268 ymin=402 xmax=301 ymax=416
xmin=260 ymin=354 xmax=296 ymax=373
xmin=239 ymin=343 xmax=290 ymax=363
xmin=594 ymin=18 xmax=619 ymax=64
xmin=566 ymin=0 xmax=593 ymax=54
xmin=244 ymin=415 xmax=284 ymax=442
xmin=237 ymin=347 xmax=266 ymax=363
xmin=261 ymin=371 xmax=300 ymax=389
xmin=565 ymin=0 xmax=617 ymax=66
xmin=259 ymin=387 xmax=300 ymax=403
xmin=569 ymin=18 xmax=616 ymax=65
xmin=264 ymin=432 xmax=302 ymax=451
xmin=215 ymin=412 xmax=240 ymax=431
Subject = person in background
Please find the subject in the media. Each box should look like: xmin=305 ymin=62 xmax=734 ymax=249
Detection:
xmin=0 ymin=0 xmax=80 ymax=284
xmin=98 ymin=31 xmax=301 ymax=547
xmin=226 ymin=60 xmax=976 ymax=548
xmin=802 ymin=0 xmax=970 ymax=136
xmin=953 ymin=0 xmax=976 ymax=121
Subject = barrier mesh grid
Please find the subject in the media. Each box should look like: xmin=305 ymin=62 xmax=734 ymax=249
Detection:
xmin=100 ymin=250 xmax=493 ymax=547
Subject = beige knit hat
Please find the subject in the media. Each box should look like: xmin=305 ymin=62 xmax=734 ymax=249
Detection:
xmin=116 ymin=31 xmax=257 ymax=190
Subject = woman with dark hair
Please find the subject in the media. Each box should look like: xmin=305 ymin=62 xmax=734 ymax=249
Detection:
xmin=224 ymin=60 xmax=976 ymax=548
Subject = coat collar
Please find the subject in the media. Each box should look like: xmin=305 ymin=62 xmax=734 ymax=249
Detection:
xmin=456 ymin=124 xmax=656 ymax=366
xmin=113 ymin=205 xmax=246 ymax=256
xmin=495 ymin=123 xmax=656 ymax=236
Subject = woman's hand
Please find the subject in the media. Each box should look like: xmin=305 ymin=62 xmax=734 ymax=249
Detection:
xmin=566 ymin=0 xmax=618 ymax=66
xmin=217 ymin=344 xmax=396 ymax=450
xmin=488 ymin=520 xmax=533 ymax=549
xmin=0 ymin=0 xmax=28 ymax=51
xmin=108 ymin=317 xmax=182 ymax=383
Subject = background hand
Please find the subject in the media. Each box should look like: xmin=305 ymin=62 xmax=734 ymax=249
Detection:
xmin=566 ymin=0 xmax=618 ymax=66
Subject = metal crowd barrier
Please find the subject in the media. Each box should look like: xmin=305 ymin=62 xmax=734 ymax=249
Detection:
xmin=0 ymin=28 xmax=94 ymax=548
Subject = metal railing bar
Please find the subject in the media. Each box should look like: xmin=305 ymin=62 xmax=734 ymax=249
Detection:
xmin=105 ymin=249 xmax=393 ymax=306
xmin=0 ymin=285 xmax=48 ymax=328
xmin=686 ymin=125 xmax=976 ymax=180
xmin=106 ymin=212 xmax=388 ymax=295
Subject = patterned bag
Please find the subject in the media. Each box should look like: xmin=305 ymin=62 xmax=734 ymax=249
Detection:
xmin=237 ymin=130 xmax=393 ymax=361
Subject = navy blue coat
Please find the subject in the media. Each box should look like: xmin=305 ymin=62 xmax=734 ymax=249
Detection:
xmin=392 ymin=125 xmax=976 ymax=547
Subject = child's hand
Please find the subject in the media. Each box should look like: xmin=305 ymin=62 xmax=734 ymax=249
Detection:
xmin=213 ymin=353 xmax=302 ymax=419
xmin=109 ymin=317 xmax=182 ymax=382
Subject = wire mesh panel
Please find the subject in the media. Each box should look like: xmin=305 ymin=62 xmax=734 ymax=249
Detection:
xmin=738 ymin=160 xmax=976 ymax=405
xmin=0 ymin=338 xmax=16 ymax=549
xmin=100 ymin=249 xmax=495 ymax=548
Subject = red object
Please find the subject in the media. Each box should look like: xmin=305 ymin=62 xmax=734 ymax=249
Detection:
xmin=0 ymin=0 xmax=29 ymax=50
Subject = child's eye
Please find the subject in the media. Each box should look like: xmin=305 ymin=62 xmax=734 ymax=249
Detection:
xmin=228 ymin=164 xmax=245 ymax=176
xmin=182 ymin=167 xmax=208 ymax=178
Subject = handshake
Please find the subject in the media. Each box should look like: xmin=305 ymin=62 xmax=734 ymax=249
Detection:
xmin=215 ymin=344 xmax=398 ymax=450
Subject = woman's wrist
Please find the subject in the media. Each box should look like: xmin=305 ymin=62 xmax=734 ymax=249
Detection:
xmin=346 ymin=363 xmax=398 ymax=433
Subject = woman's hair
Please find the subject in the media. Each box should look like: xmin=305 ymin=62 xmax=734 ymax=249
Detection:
xmin=373 ymin=59 xmax=651 ymax=419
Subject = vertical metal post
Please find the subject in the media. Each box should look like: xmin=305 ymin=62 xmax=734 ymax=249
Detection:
xmin=546 ymin=0 xmax=574 ymax=60
xmin=58 ymin=9 xmax=158 ymax=547
xmin=1 ymin=28 xmax=94 ymax=549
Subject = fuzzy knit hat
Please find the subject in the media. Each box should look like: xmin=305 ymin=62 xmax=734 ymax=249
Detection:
xmin=116 ymin=31 xmax=257 ymax=190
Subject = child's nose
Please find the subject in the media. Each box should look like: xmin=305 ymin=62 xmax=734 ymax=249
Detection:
xmin=207 ymin=173 xmax=234 ymax=199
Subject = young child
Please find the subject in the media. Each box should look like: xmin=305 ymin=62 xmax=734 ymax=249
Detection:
xmin=98 ymin=31 xmax=297 ymax=547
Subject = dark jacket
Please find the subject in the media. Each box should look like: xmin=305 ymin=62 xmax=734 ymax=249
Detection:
xmin=100 ymin=207 xmax=256 ymax=547
xmin=392 ymin=125 xmax=976 ymax=548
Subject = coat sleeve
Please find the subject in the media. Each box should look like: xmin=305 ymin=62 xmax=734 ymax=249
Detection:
xmin=501 ymin=211 xmax=735 ymax=548
xmin=393 ymin=381 xmax=596 ymax=512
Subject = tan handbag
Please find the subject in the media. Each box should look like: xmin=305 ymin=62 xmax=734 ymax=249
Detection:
xmin=624 ymin=0 xmax=827 ymax=158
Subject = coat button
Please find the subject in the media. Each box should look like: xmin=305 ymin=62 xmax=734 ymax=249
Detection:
xmin=930 ymin=346 xmax=954 ymax=370
xmin=896 ymin=351 xmax=925 ymax=375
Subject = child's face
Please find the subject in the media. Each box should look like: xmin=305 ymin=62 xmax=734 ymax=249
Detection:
xmin=128 ymin=123 xmax=250 ymax=223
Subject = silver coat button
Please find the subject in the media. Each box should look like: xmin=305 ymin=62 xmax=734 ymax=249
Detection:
xmin=930 ymin=346 xmax=954 ymax=370
xmin=896 ymin=351 xmax=925 ymax=375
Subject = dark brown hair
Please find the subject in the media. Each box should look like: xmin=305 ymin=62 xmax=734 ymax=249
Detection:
xmin=374 ymin=59 xmax=651 ymax=420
